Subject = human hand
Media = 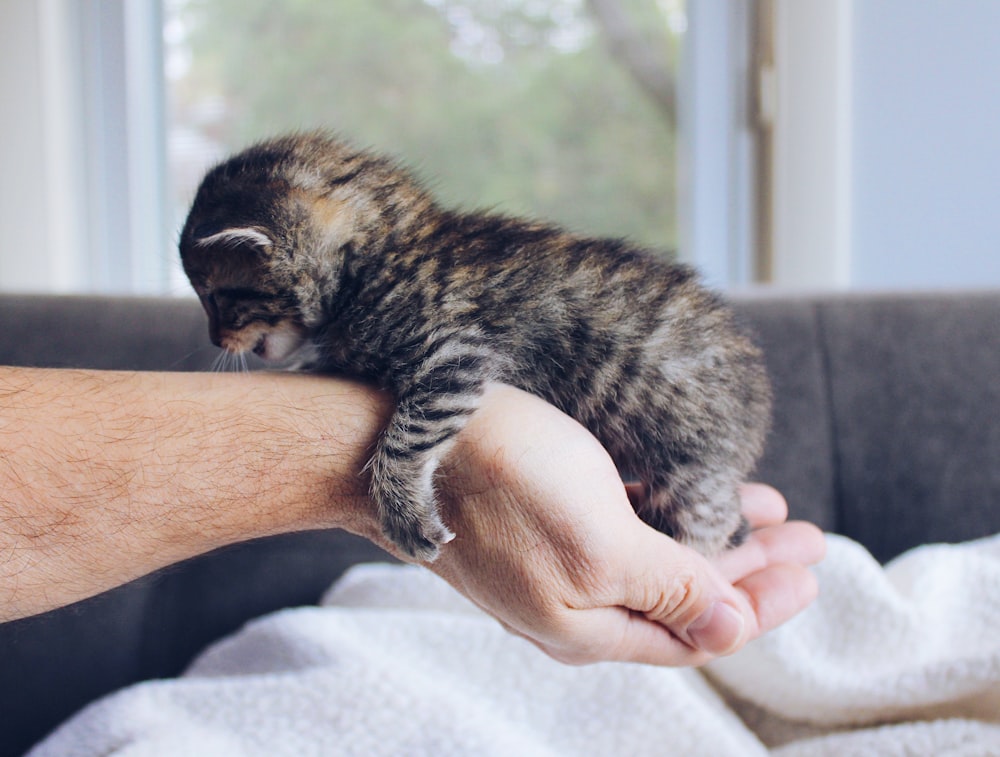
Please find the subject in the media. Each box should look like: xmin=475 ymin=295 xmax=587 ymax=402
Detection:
xmin=427 ymin=384 xmax=826 ymax=666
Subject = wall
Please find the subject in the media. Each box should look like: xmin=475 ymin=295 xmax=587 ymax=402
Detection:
xmin=850 ymin=1 xmax=1000 ymax=289
xmin=769 ymin=0 xmax=853 ymax=289
xmin=0 ymin=0 xmax=167 ymax=294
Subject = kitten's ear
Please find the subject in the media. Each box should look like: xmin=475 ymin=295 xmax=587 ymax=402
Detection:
xmin=194 ymin=227 xmax=273 ymax=252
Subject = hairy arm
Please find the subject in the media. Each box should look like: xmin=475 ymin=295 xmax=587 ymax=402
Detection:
xmin=0 ymin=367 xmax=389 ymax=621
xmin=0 ymin=368 xmax=824 ymax=666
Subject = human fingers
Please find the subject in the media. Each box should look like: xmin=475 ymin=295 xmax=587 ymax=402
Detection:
xmin=600 ymin=543 xmax=822 ymax=667
xmin=610 ymin=528 xmax=752 ymax=660
xmin=738 ymin=482 xmax=788 ymax=528
xmin=617 ymin=487 xmax=822 ymax=663
xmin=713 ymin=520 xmax=827 ymax=585
xmin=572 ymin=605 xmax=718 ymax=668
xmin=614 ymin=483 xmax=816 ymax=660
xmin=735 ymin=562 xmax=820 ymax=636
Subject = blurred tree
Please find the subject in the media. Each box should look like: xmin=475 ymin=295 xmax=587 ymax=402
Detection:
xmin=585 ymin=0 xmax=676 ymax=123
xmin=170 ymin=0 xmax=679 ymax=251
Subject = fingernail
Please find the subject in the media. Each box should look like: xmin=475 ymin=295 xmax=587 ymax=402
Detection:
xmin=687 ymin=602 xmax=745 ymax=656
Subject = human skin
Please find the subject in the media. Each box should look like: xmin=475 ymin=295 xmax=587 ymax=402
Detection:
xmin=0 ymin=367 xmax=824 ymax=665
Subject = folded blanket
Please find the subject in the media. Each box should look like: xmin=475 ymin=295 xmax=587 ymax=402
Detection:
xmin=29 ymin=534 xmax=1000 ymax=756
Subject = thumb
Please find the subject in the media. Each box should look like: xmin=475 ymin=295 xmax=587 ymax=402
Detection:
xmin=620 ymin=530 xmax=748 ymax=658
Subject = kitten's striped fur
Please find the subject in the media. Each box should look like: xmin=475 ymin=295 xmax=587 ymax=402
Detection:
xmin=180 ymin=132 xmax=771 ymax=560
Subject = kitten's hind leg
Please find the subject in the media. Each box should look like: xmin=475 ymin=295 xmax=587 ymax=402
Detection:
xmin=639 ymin=467 xmax=748 ymax=556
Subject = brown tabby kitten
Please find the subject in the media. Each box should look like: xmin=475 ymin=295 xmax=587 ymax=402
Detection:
xmin=179 ymin=132 xmax=771 ymax=561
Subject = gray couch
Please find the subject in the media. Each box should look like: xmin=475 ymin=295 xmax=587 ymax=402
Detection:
xmin=2 ymin=291 xmax=998 ymax=756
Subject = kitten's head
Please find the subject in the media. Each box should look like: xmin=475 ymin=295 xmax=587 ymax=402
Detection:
xmin=179 ymin=133 xmax=383 ymax=364
xmin=180 ymin=224 xmax=312 ymax=363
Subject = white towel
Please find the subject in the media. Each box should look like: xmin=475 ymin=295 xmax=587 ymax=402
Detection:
xmin=28 ymin=534 xmax=1000 ymax=756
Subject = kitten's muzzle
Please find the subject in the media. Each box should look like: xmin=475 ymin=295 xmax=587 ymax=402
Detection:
xmin=214 ymin=322 xmax=307 ymax=364
xmin=210 ymin=325 xmax=261 ymax=356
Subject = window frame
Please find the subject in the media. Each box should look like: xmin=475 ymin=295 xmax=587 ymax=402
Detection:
xmin=677 ymin=0 xmax=759 ymax=288
xmin=0 ymin=0 xmax=169 ymax=294
xmin=760 ymin=0 xmax=853 ymax=289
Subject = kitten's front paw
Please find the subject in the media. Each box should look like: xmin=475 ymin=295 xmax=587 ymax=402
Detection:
xmin=381 ymin=507 xmax=455 ymax=562
xmin=368 ymin=441 xmax=456 ymax=561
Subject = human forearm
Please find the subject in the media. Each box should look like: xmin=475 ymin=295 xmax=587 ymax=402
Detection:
xmin=0 ymin=367 xmax=390 ymax=621
xmin=1 ymin=369 xmax=824 ymax=667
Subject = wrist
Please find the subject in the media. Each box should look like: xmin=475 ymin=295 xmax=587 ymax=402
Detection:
xmin=175 ymin=371 xmax=393 ymax=546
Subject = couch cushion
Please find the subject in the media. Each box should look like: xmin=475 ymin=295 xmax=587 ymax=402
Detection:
xmin=818 ymin=292 xmax=1000 ymax=562
xmin=0 ymin=294 xmax=213 ymax=371
xmin=734 ymin=297 xmax=838 ymax=532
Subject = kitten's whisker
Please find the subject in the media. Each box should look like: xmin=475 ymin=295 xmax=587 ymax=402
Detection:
xmin=167 ymin=346 xmax=209 ymax=371
xmin=211 ymin=350 xmax=235 ymax=374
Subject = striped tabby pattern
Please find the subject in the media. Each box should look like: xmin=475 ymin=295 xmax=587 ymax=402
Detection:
xmin=180 ymin=132 xmax=772 ymax=560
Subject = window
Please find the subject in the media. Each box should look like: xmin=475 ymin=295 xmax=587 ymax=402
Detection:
xmin=165 ymin=0 xmax=685 ymax=275
xmin=1 ymin=0 xmax=762 ymax=294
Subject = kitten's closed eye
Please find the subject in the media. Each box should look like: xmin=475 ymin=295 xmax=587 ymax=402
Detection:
xmin=197 ymin=291 xmax=217 ymax=314
xmin=215 ymin=287 xmax=275 ymax=302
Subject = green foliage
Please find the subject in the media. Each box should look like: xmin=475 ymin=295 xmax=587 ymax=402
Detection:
xmin=173 ymin=0 xmax=678 ymax=251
